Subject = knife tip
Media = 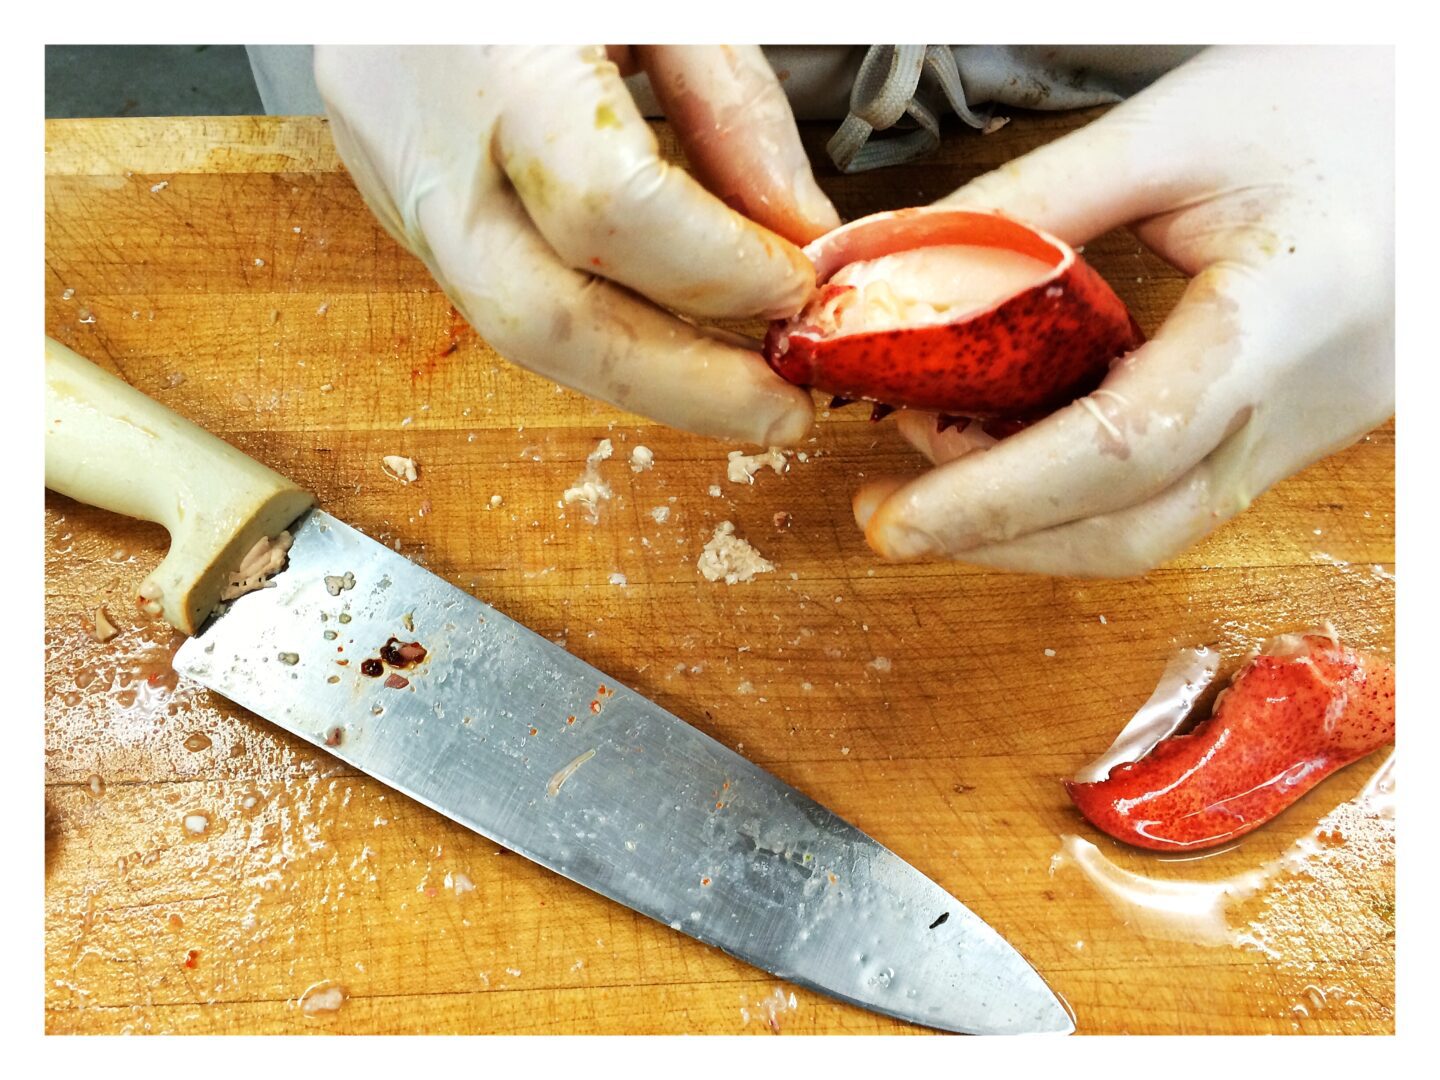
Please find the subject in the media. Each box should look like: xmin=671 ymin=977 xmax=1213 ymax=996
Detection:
xmin=1032 ymin=991 xmax=1077 ymax=1036
xmin=1005 ymin=967 xmax=1076 ymax=1036
xmin=931 ymin=963 xmax=1076 ymax=1036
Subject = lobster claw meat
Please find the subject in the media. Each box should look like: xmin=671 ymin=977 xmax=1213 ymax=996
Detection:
xmin=1066 ymin=633 xmax=1396 ymax=852
xmin=764 ymin=207 xmax=1144 ymax=420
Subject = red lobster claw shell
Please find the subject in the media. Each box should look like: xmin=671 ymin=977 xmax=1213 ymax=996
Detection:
xmin=764 ymin=207 xmax=1144 ymax=419
xmin=1066 ymin=634 xmax=1396 ymax=852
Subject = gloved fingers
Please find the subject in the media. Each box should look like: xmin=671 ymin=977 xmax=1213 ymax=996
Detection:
xmin=851 ymin=476 xmax=907 ymax=532
xmin=934 ymin=75 xmax=1203 ymax=247
xmin=315 ymin=46 xmax=499 ymax=255
xmin=317 ymin=105 xmax=412 ymax=254
xmin=852 ymin=264 xmax=1266 ymax=561
xmin=893 ymin=408 xmax=998 ymax=465
xmin=418 ymin=180 xmax=814 ymax=447
xmin=849 ymin=413 xmax=996 ymax=533
xmin=605 ymin=45 xmax=637 ymax=76
xmin=942 ymin=436 xmax=1259 ymax=578
xmin=495 ymin=45 xmax=815 ymax=321
xmin=636 ymin=45 xmax=841 ymax=246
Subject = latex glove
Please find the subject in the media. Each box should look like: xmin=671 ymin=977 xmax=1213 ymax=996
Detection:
xmin=314 ymin=45 xmax=840 ymax=446
xmin=853 ymin=45 xmax=1394 ymax=576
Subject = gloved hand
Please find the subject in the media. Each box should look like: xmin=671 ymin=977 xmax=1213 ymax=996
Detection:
xmin=853 ymin=45 xmax=1394 ymax=576
xmin=314 ymin=45 xmax=840 ymax=446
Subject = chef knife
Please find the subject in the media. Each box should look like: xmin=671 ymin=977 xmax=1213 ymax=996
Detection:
xmin=44 ymin=338 xmax=1071 ymax=1035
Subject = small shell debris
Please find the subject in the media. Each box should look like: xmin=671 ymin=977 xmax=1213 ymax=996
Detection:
xmin=277 ymin=651 xmax=300 ymax=666
xmin=698 ymin=521 xmax=775 ymax=585
xmin=451 ymin=872 xmax=476 ymax=896
xmin=727 ymin=448 xmax=791 ymax=485
xmin=487 ymin=494 xmax=504 ymax=510
xmin=300 ymin=983 xmax=346 ymax=1014
xmin=707 ymin=485 xmax=723 ymax=498
xmin=382 ymin=455 xmax=419 ymax=484
xmin=324 ymin=571 xmax=356 ymax=596
xmin=650 ymin=506 xmax=670 ymax=524
xmin=867 ymin=656 xmax=892 ymax=673
xmin=982 ymin=115 xmax=1012 ymax=135
xmin=150 ymin=180 xmax=169 ymax=193
xmin=183 ymin=814 xmax=209 ymax=835
xmin=609 ymin=573 xmax=628 ymax=587
xmin=137 ymin=579 xmax=164 ymax=618
xmin=61 ymin=288 xmax=75 ymax=301
xmin=1044 ymin=648 xmax=1057 ymax=657
xmin=85 ymin=606 xmax=119 ymax=644
xmin=629 ymin=445 xmax=654 ymax=473
xmin=562 ymin=438 xmax=614 ymax=523
xmin=547 ymin=748 xmax=597 ymax=797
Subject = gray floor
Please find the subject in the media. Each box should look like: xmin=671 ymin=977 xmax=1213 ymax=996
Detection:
xmin=46 ymin=45 xmax=262 ymax=118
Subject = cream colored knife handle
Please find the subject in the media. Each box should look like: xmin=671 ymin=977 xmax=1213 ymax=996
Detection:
xmin=44 ymin=338 xmax=315 ymax=635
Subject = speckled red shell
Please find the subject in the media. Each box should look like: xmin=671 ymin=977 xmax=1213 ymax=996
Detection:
xmin=1066 ymin=636 xmax=1396 ymax=852
xmin=764 ymin=208 xmax=1144 ymax=418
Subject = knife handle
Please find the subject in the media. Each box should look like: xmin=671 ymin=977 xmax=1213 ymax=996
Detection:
xmin=44 ymin=337 xmax=315 ymax=635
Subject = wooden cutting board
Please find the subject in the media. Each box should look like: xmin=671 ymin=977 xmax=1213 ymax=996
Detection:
xmin=43 ymin=112 xmax=1395 ymax=1035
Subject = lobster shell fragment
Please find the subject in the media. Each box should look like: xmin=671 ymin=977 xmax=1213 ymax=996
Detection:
xmin=1066 ymin=633 xmax=1396 ymax=852
xmin=764 ymin=207 xmax=1144 ymax=420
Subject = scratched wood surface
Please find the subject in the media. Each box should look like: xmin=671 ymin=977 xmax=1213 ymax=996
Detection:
xmin=43 ymin=112 xmax=1395 ymax=1035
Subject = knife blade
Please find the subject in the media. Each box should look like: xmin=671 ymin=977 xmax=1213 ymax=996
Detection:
xmin=45 ymin=338 xmax=1071 ymax=1035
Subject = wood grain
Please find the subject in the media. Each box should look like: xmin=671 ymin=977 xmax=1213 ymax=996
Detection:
xmin=44 ymin=112 xmax=1395 ymax=1035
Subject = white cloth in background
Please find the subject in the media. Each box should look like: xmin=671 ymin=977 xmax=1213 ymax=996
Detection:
xmin=246 ymin=44 xmax=1201 ymax=170
xmin=245 ymin=45 xmax=325 ymax=115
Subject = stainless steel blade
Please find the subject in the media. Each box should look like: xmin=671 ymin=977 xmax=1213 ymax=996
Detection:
xmin=175 ymin=509 xmax=1070 ymax=1035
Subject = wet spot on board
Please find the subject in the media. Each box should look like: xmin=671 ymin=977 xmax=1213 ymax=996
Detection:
xmin=739 ymin=985 xmax=800 ymax=1033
